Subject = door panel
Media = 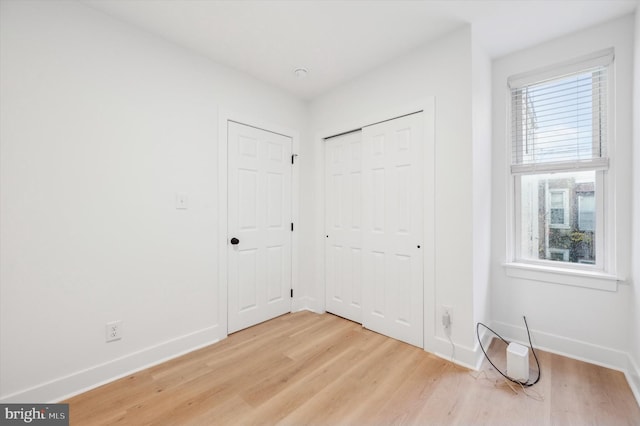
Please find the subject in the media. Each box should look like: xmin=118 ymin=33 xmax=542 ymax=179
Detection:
xmin=324 ymin=131 xmax=363 ymax=323
xmin=361 ymin=113 xmax=424 ymax=347
xmin=228 ymin=121 xmax=292 ymax=334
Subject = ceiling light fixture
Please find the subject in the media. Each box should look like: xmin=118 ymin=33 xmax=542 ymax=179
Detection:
xmin=293 ymin=67 xmax=309 ymax=79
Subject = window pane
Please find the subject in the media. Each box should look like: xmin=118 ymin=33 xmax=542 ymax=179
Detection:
xmin=578 ymin=193 xmax=595 ymax=231
xmin=550 ymin=192 xmax=564 ymax=207
xmin=511 ymin=67 xmax=607 ymax=170
xmin=519 ymin=170 xmax=596 ymax=264
xmin=550 ymin=208 xmax=564 ymax=225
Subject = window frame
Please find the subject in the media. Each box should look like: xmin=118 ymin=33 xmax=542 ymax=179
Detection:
xmin=505 ymin=49 xmax=617 ymax=291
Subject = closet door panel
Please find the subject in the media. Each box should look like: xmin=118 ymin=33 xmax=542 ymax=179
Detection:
xmin=361 ymin=113 xmax=424 ymax=347
xmin=324 ymin=131 xmax=363 ymax=323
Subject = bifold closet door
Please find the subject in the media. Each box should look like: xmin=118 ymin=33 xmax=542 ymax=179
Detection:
xmin=324 ymin=130 xmax=363 ymax=323
xmin=361 ymin=113 xmax=424 ymax=348
xmin=227 ymin=121 xmax=292 ymax=334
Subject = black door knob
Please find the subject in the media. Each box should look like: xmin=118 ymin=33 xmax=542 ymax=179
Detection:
xmin=230 ymin=237 xmax=240 ymax=245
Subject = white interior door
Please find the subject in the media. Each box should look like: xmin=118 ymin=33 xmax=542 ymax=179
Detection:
xmin=324 ymin=130 xmax=363 ymax=323
xmin=361 ymin=113 xmax=424 ymax=347
xmin=228 ymin=121 xmax=292 ymax=334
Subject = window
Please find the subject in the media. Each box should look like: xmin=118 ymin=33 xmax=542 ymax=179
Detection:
xmin=548 ymin=189 xmax=569 ymax=228
xmin=549 ymin=248 xmax=570 ymax=262
xmin=578 ymin=192 xmax=595 ymax=232
xmin=509 ymin=49 xmax=613 ymax=271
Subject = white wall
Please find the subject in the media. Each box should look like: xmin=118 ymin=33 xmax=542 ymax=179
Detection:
xmin=490 ymin=15 xmax=635 ymax=371
xmin=471 ymin=38 xmax=492 ymax=334
xmin=0 ymin=0 xmax=306 ymax=402
xmin=307 ymin=26 xmax=492 ymax=366
xmin=630 ymin=2 xmax=640 ymax=400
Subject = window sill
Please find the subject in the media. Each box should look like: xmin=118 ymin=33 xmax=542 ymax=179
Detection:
xmin=503 ymin=262 xmax=621 ymax=292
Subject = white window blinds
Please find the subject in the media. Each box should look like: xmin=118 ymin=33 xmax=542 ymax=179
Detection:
xmin=509 ymin=49 xmax=613 ymax=175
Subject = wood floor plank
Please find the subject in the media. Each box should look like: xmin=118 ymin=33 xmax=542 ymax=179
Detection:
xmin=65 ymin=311 xmax=640 ymax=425
xmin=363 ymin=353 xmax=450 ymax=424
xmin=550 ymin=353 xmax=640 ymax=426
xmin=239 ymin=324 xmax=366 ymax=408
xmin=278 ymin=338 xmax=403 ymax=424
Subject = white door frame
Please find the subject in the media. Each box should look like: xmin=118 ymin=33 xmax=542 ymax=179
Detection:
xmin=218 ymin=109 xmax=300 ymax=336
xmin=313 ymin=98 xmax=435 ymax=352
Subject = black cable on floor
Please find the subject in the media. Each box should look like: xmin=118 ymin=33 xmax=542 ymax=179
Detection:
xmin=476 ymin=316 xmax=541 ymax=387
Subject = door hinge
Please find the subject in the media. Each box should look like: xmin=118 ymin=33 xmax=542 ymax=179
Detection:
xmin=291 ymin=222 xmax=294 ymax=232
xmin=290 ymin=289 xmax=293 ymax=298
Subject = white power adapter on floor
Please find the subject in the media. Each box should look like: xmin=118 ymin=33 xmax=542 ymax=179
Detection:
xmin=507 ymin=342 xmax=530 ymax=382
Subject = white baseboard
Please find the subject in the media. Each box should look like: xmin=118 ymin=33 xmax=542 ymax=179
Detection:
xmin=297 ymin=296 xmax=324 ymax=314
xmin=431 ymin=326 xmax=493 ymax=371
xmin=491 ymin=320 xmax=640 ymax=407
xmin=473 ymin=326 xmax=495 ymax=370
xmin=432 ymin=339 xmax=478 ymax=370
xmin=626 ymin=356 xmax=640 ymax=408
xmin=491 ymin=320 xmax=629 ymax=371
xmin=0 ymin=324 xmax=225 ymax=404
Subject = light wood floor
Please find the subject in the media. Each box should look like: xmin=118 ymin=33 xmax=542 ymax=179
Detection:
xmin=66 ymin=311 xmax=640 ymax=425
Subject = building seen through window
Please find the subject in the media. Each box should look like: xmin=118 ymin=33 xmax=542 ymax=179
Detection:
xmin=520 ymin=171 xmax=595 ymax=264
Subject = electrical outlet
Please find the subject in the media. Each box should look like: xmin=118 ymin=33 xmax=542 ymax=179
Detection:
xmin=441 ymin=305 xmax=453 ymax=335
xmin=105 ymin=320 xmax=122 ymax=342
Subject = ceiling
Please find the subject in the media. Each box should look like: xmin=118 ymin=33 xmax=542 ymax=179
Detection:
xmin=82 ymin=0 xmax=637 ymax=100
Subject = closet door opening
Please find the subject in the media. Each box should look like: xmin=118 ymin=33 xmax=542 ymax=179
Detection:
xmin=324 ymin=112 xmax=424 ymax=347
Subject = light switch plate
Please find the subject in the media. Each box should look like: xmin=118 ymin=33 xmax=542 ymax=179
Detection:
xmin=176 ymin=193 xmax=188 ymax=210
